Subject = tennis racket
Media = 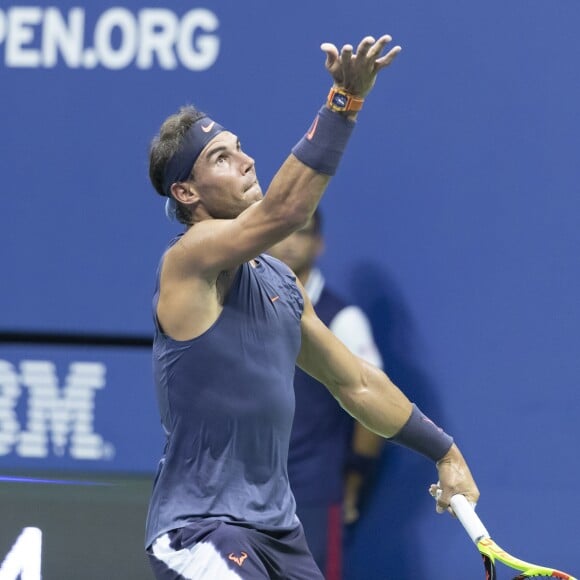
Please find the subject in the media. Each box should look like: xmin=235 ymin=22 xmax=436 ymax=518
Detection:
xmin=450 ymin=494 xmax=577 ymax=579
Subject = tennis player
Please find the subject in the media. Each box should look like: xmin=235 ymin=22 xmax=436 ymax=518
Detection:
xmin=145 ymin=34 xmax=479 ymax=579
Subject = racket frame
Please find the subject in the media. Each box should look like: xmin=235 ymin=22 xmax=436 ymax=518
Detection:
xmin=450 ymin=494 xmax=576 ymax=580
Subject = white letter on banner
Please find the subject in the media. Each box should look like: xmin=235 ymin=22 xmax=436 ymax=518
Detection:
xmin=94 ymin=7 xmax=137 ymax=70
xmin=42 ymin=7 xmax=84 ymax=68
xmin=0 ymin=527 xmax=42 ymax=580
xmin=0 ymin=10 xmax=6 ymax=47
xmin=0 ymin=361 xmax=21 ymax=456
xmin=137 ymin=9 xmax=178 ymax=70
xmin=5 ymin=7 xmax=42 ymax=68
xmin=177 ymin=9 xmax=220 ymax=71
xmin=17 ymin=361 xmax=107 ymax=459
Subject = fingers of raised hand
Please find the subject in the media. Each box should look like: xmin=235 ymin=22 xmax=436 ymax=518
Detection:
xmin=374 ymin=45 xmax=402 ymax=71
xmin=320 ymin=42 xmax=339 ymax=69
xmin=347 ymin=35 xmax=400 ymax=83
xmin=355 ymin=36 xmax=377 ymax=57
xmin=321 ymin=35 xmax=401 ymax=96
xmin=339 ymin=43 xmax=354 ymax=79
xmin=320 ymin=42 xmax=338 ymax=58
xmin=359 ymin=34 xmax=399 ymax=69
xmin=321 ymin=42 xmax=344 ymax=85
xmin=364 ymin=34 xmax=392 ymax=59
xmin=339 ymin=43 xmax=354 ymax=66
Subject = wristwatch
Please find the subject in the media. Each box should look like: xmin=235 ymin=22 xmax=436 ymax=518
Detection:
xmin=326 ymin=86 xmax=364 ymax=113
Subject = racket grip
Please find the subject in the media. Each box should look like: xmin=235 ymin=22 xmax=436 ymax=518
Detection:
xmin=450 ymin=494 xmax=490 ymax=544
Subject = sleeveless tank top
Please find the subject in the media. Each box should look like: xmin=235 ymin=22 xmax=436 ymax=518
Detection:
xmin=145 ymin=239 xmax=304 ymax=548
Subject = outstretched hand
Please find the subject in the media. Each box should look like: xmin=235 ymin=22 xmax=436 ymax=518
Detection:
xmin=321 ymin=34 xmax=401 ymax=98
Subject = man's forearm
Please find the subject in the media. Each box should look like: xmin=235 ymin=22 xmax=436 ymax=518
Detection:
xmin=336 ymin=361 xmax=453 ymax=461
xmin=262 ymin=155 xmax=331 ymax=233
xmin=261 ymin=105 xmax=355 ymax=233
xmin=335 ymin=361 xmax=413 ymax=438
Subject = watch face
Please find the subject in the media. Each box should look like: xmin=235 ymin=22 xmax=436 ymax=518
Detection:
xmin=332 ymin=92 xmax=348 ymax=108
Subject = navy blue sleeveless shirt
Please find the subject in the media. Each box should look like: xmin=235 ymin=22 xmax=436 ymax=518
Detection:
xmin=145 ymin=239 xmax=304 ymax=549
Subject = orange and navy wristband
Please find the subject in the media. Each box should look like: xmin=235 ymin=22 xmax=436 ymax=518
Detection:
xmin=291 ymin=106 xmax=355 ymax=176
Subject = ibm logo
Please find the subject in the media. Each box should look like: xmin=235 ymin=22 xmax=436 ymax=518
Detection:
xmin=0 ymin=360 xmax=113 ymax=460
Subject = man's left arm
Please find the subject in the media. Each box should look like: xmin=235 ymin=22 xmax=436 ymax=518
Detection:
xmin=296 ymin=286 xmax=480 ymax=513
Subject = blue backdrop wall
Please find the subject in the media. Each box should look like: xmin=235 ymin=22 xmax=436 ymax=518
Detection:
xmin=1 ymin=0 xmax=579 ymax=577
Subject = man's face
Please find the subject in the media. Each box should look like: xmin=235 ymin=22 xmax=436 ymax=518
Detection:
xmin=191 ymin=131 xmax=263 ymax=219
xmin=268 ymin=218 xmax=323 ymax=279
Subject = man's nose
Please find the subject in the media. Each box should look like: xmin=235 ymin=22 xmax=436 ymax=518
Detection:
xmin=240 ymin=152 xmax=255 ymax=173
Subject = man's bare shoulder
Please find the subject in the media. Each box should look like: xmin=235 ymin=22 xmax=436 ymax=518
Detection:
xmin=169 ymin=219 xmax=220 ymax=255
xmin=164 ymin=219 xmax=228 ymax=282
xmin=157 ymin=226 xmax=225 ymax=340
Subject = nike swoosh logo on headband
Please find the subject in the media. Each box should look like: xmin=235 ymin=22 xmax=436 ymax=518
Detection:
xmin=201 ymin=121 xmax=215 ymax=133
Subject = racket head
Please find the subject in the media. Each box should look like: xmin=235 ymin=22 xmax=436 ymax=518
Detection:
xmin=477 ymin=538 xmax=576 ymax=579
xmin=448 ymin=496 xmax=576 ymax=580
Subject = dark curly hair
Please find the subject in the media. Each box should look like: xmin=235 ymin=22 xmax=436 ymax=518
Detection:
xmin=149 ymin=105 xmax=206 ymax=224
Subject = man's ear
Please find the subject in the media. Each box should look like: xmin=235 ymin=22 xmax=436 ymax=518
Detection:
xmin=170 ymin=182 xmax=199 ymax=206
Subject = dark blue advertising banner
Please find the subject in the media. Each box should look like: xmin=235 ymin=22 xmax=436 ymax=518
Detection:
xmin=0 ymin=343 xmax=162 ymax=474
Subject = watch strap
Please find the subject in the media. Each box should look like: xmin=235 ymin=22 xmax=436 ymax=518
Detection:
xmin=326 ymin=86 xmax=365 ymax=113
